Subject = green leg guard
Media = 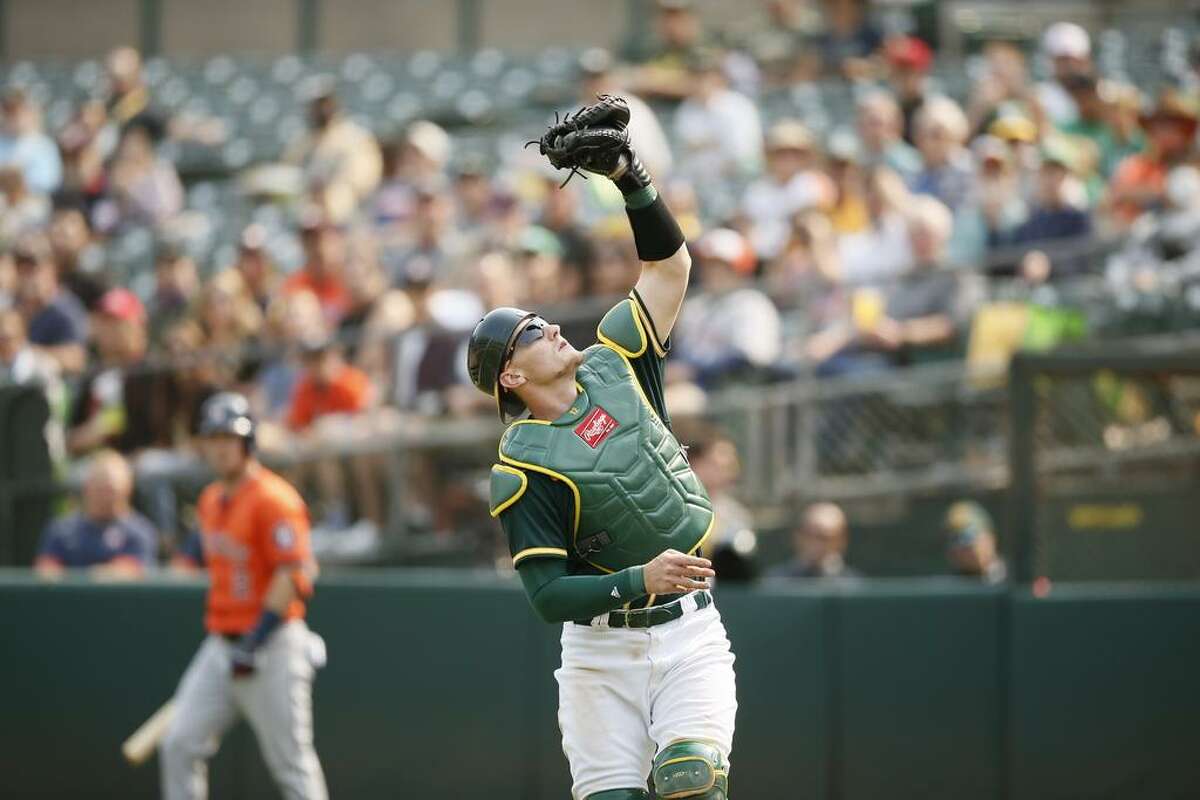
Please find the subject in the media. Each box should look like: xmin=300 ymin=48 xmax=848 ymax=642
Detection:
xmin=651 ymin=740 xmax=729 ymax=799
xmin=586 ymin=790 xmax=651 ymax=799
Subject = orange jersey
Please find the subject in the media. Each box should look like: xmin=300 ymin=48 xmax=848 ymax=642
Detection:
xmin=196 ymin=467 xmax=314 ymax=634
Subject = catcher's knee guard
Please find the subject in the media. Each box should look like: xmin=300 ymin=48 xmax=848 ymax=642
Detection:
xmin=585 ymin=790 xmax=650 ymax=799
xmin=652 ymin=740 xmax=729 ymax=799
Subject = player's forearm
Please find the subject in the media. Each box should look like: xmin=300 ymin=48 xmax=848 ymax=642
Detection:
xmin=263 ymin=561 xmax=317 ymax=613
xmin=626 ymin=184 xmax=689 ymax=339
xmin=518 ymin=559 xmax=645 ymax=624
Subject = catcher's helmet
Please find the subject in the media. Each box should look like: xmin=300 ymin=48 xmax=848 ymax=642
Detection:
xmin=198 ymin=391 xmax=256 ymax=447
xmin=467 ymin=306 xmax=538 ymax=422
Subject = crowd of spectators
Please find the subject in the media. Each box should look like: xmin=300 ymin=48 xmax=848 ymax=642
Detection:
xmin=3 ymin=1 xmax=1200 ymax=572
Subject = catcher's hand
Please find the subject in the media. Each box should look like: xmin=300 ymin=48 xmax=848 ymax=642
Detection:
xmin=530 ymin=95 xmax=645 ymax=187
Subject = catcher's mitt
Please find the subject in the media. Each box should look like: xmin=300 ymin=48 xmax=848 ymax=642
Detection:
xmin=529 ymin=95 xmax=635 ymax=186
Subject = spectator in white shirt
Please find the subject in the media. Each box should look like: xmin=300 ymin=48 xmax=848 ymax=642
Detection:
xmin=0 ymin=89 xmax=61 ymax=196
xmin=673 ymin=228 xmax=781 ymax=388
xmin=742 ymin=120 xmax=833 ymax=260
xmin=673 ymin=51 xmax=764 ymax=192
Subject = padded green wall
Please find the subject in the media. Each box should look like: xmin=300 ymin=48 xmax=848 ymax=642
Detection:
xmin=0 ymin=573 xmax=1196 ymax=799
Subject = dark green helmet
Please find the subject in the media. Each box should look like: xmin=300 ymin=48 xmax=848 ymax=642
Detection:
xmin=467 ymin=306 xmax=537 ymax=421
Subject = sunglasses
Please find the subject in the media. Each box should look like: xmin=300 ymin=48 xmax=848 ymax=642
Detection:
xmin=503 ymin=318 xmax=548 ymax=368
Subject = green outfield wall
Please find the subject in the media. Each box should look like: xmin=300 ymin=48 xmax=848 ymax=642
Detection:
xmin=0 ymin=572 xmax=1196 ymax=799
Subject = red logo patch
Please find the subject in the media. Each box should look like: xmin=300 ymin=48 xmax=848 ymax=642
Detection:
xmin=574 ymin=406 xmax=619 ymax=448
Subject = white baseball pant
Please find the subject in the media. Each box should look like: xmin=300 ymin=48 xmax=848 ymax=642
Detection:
xmin=556 ymin=593 xmax=738 ymax=799
xmin=159 ymin=620 xmax=328 ymax=800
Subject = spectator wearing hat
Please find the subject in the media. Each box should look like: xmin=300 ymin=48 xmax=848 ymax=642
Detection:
xmin=883 ymin=35 xmax=935 ymax=145
xmin=673 ymin=228 xmax=781 ymax=388
xmin=65 ymin=288 xmax=158 ymax=457
xmin=577 ymin=48 xmax=673 ymax=181
xmin=13 ymin=234 xmax=87 ymax=374
xmin=233 ymin=223 xmax=280 ymax=311
xmin=1004 ymin=139 xmax=1093 ymax=276
xmin=630 ymin=0 xmax=717 ymax=101
xmin=451 ymin=155 xmax=501 ymax=250
xmin=743 ymin=120 xmax=832 ymax=260
xmin=387 ymin=183 xmax=472 ymax=288
xmin=973 ymin=135 xmax=1029 ymax=260
xmin=911 ymin=97 xmax=988 ymax=265
xmin=34 ymin=449 xmax=157 ymax=579
xmin=1059 ymin=73 xmax=1144 ymax=180
xmin=768 ymin=502 xmax=862 ymax=580
xmin=943 ymin=500 xmax=1007 ymax=583
xmin=0 ymin=89 xmax=60 ymax=196
xmin=856 ymin=90 xmax=922 ymax=182
xmin=673 ymin=50 xmax=764 ymax=191
xmin=825 ymin=131 xmax=870 ymax=235
xmin=1037 ymin=22 xmax=1094 ymax=127
xmin=511 ymin=224 xmax=580 ymax=308
xmin=965 ymin=42 xmax=1042 ymax=141
xmin=285 ymin=83 xmax=382 ymax=224
xmin=1108 ymin=88 xmax=1200 ymax=227
xmin=284 ymin=213 xmax=352 ymax=325
xmin=911 ymin=97 xmax=975 ymax=210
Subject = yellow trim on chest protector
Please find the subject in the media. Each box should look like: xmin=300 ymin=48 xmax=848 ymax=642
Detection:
xmin=498 ymin=422 xmax=583 ymax=537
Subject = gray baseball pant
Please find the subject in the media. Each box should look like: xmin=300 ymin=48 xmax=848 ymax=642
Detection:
xmin=159 ymin=620 xmax=328 ymax=800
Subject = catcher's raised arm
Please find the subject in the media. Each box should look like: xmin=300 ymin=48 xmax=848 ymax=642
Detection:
xmin=535 ymin=94 xmax=691 ymax=343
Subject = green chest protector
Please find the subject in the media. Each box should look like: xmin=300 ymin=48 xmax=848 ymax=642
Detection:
xmin=492 ymin=341 xmax=713 ymax=573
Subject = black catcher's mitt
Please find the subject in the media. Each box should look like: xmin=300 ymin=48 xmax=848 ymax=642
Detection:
xmin=531 ymin=95 xmax=641 ymax=187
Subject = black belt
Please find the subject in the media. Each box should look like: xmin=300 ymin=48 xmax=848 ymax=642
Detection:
xmin=574 ymin=591 xmax=712 ymax=629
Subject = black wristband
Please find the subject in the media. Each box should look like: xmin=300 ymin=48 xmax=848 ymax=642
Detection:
xmin=626 ymin=194 xmax=685 ymax=262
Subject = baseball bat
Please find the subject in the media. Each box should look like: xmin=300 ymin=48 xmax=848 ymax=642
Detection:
xmin=121 ymin=699 xmax=175 ymax=766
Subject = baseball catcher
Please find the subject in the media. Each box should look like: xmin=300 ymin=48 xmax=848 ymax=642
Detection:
xmin=471 ymin=96 xmax=737 ymax=800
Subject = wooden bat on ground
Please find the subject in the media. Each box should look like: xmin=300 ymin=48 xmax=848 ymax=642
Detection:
xmin=121 ymin=700 xmax=175 ymax=766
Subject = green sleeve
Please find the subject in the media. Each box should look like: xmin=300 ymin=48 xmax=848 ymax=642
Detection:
xmin=497 ymin=471 xmax=572 ymax=566
xmin=517 ymin=557 xmax=646 ymax=624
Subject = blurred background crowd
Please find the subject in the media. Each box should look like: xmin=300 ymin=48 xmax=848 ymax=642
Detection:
xmin=4 ymin=0 xmax=1200 ymax=581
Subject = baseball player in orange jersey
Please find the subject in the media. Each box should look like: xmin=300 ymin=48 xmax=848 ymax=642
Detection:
xmin=159 ymin=392 xmax=328 ymax=800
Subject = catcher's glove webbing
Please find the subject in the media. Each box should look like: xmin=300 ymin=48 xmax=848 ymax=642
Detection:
xmin=529 ymin=95 xmax=650 ymax=193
